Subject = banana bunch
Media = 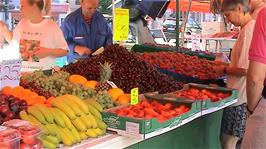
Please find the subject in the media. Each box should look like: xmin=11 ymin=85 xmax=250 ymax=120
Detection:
xmin=19 ymin=94 xmax=107 ymax=148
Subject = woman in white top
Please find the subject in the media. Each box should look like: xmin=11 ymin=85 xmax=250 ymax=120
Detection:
xmin=0 ymin=0 xmax=68 ymax=71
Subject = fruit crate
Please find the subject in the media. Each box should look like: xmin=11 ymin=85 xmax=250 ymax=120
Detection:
xmin=158 ymin=68 xmax=223 ymax=85
xmin=169 ymin=83 xmax=238 ymax=115
xmin=131 ymin=44 xmax=216 ymax=60
xmin=102 ymin=98 xmax=201 ymax=139
xmin=131 ymin=44 xmax=172 ymax=53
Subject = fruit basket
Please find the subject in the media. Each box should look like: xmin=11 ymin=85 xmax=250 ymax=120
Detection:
xmin=167 ymin=83 xmax=238 ymax=115
xmin=102 ymin=98 xmax=200 ymax=139
xmin=0 ymin=126 xmax=21 ymax=149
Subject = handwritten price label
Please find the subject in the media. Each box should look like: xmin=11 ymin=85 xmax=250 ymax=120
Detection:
xmin=0 ymin=59 xmax=22 ymax=89
xmin=130 ymin=88 xmax=139 ymax=105
xmin=114 ymin=8 xmax=129 ymax=41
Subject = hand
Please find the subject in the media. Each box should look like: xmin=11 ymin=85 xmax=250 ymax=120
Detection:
xmin=74 ymin=45 xmax=92 ymax=56
xmin=34 ymin=46 xmax=53 ymax=59
xmin=213 ymin=65 xmax=226 ymax=76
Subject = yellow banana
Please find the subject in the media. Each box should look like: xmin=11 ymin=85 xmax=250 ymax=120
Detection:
xmin=35 ymin=104 xmax=54 ymax=124
xmin=80 ymin=114 xmax=92 ymax=128
xmin=19 ymin=110 xmax=32 ymax=122
xmin=50 ymin=108 xmax=66 ymax=128
xmin=51 ymin=98 xmax=76 ymax=120
xmin=84 ymin=98 xmax=103 ymax=112
xmin=58 ymin=97 xmax=84 ymax=117
xmin=87 ymin=104 xmax=102 ymax=120
xmin=41 ymin=135 xmax=60 ymax=146
xmin=63 ymin=94 xmax=90 ymax=114
xmin=95 ymin=117 xmax=107 ymax=130
xmin=92 ymin=128 xmax=104 ymax=136
xmin=79 ymin=131 xmax=89 ymax=140
xmin=71 ymin=118 xmax=87 ymax=131
xmin=52 ymin=108 xmax=74 ymax=130
xmin=27 ymin=106 xmax=47 ymax=124
xmin=87 ymin=114 xmax=97 ymax=128
xmin=57 ymin=127 xmax=74 ymax=146
xmin=40 ymin=137 xmax=57 ymax=149
xmin=20 ymin=111 xmax=49 ymax=135
xmin=85 ymin=129 xmax=98 ymax=138
xmin=46 ymin=123 xmax=58 ymax=137
xmin=70 ymin=127 xmax=82 ymax=143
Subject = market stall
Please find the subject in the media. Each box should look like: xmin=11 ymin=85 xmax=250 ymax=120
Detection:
xmin=0 ymin=43 xmax=235 ymax=149
xmin=0 ymin=0 xmax=240 ymax=148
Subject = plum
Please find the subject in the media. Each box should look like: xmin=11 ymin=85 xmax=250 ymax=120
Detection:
xmin=0 ymin=105 xmax=10 ymax=114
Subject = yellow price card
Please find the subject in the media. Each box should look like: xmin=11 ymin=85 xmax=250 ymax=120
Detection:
xmin=114 ymin=8 xmax=129 ymax=41
xmin=130 ymin=88 xmax=139 ymax=105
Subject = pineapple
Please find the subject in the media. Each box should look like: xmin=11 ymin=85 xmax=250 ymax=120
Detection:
xmin=95 ymin=61 xmax=114 ymax=92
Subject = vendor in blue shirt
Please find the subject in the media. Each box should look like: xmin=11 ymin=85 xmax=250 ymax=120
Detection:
xmin=61 ymin=0 xmax=113 ymax=63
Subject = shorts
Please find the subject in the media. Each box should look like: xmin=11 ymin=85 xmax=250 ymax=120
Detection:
xmin=221 ymin=103 xmax=247 ymax=138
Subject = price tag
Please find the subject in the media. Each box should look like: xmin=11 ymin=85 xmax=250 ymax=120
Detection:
xmin=130 ymin=88 xmax=139 ymax=105
xmin=114 ymin=8 xmax=129 ymax=41
xmin=0 ymin=59 xmax=22 ymax=89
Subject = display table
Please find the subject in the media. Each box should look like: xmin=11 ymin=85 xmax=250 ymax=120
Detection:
xmin=66 ymin=110 xmax=223 ymax=149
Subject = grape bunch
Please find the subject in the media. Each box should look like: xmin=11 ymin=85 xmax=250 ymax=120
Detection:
xmin=21 ymin=71 xmax=96 ymax=99
xmin=95 ymin=91 xmax=116 ymax=109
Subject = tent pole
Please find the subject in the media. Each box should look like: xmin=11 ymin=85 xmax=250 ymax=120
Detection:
xmin=176 ymin=0 xmax=180 ymax=50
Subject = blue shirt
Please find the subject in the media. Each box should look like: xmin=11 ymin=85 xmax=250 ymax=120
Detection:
xmin=61 ymin=8 xmax=113 ymax=63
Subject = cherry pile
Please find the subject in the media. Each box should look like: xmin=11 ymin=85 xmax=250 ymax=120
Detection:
xmin=62 ymin=44 xmax=184 ymax=94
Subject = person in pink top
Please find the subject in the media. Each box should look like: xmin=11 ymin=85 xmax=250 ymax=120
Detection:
xmin=241 ymin=7 xmax=266 ymax=149
xmin=249 ymin=0 xmax=266 ymax=19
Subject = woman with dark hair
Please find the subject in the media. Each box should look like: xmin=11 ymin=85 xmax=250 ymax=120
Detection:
xmin=0 ymin=0 xmax=68 ymax=71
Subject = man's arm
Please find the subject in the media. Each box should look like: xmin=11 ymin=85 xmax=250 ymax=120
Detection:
xmin=246 ymin=61 xmax=266 ymax=112
xmin=61 ymin=20 xmax=91 ymax=56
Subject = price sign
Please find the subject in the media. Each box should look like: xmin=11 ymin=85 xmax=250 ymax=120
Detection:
xmin=191 ymin=34 xmax=201 ymax=51
xmin=130 ymin=88 xmax=139 ymax=105
xmin=0 ymin=59 xmax=22 ymax=89
xmin=114 ymin=8 xmax=129 ymax=41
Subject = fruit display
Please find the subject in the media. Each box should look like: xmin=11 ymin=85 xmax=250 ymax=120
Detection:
xmin=110 ymin=100 xmax=190 ymax=123
xmin=1 ymin=86 xmax=47 ymax=106
xmin=0 ymin=126 xmax=21 ymax=149
xmin=3 ymin=120 xmax=42 ymax=149
xmin=140 ymin=52 xmax=220 ymax=80
xmin=19 ymin=94 xmax=107 ymax=148
xmin=174 ymin=88 xmax=231 ymax=102
xmin=62 ymin=44 xmax=184 ymax=94
xmin=21 ymin=71 xmax=96 ymax=99
xmin=0 ymin=94 xmax=27 ymax=124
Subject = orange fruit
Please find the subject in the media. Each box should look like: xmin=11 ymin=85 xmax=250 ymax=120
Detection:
xmin=1 ymin=86 xmax=13 ymax=95
xmin=118 ymin=94 xmax=131 ymax=105
xmin=69 ymin=74 xmax=87 ymax=85
xmin=13 ymin=86 xmax=24 ymax=93
xmin=35 ymin=96 xmax=46 ymax=104
xmin=83 ymin=80 xmax=98 ymax=89
xmin=108 ymin=88 xmax=124 ymax=101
